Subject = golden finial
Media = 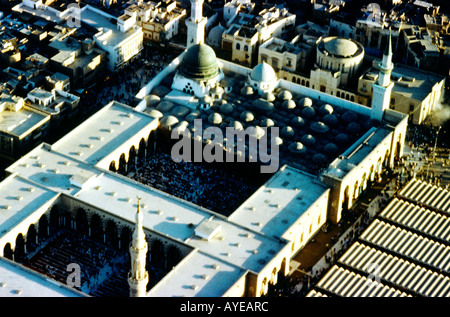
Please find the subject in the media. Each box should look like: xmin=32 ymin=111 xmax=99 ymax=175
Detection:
xmin=137 ymin=196 xmax=142 ymax=213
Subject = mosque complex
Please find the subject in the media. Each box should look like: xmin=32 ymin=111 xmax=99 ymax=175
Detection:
xmin=0 ymin=0 xmax=412 ymax=297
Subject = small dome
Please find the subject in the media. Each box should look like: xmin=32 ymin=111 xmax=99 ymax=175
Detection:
xmin=319 ymin=104 xmax=334 ymax=116
xmin=156 ymin=100 xmax=175 ymax=113
xmin=323 ymin=114 xmax=339 ymax=127
xmin=208 ymin=112 xmax=222 ymax=125
xmin=247 ymin=126 xmax=266 ymax=140
xmin=302 ymin=106 xmax=316 ymax=119
xmin=274 ymin=136 xmax=283 ymax=146
xmin=201 ymin=95 xmax=213 ymax=105
xmin=289 ymin=142 xmax=307 ymax=154
xmin=281 ymin=126 xmax=295 ymax=139
xmin=301 ymin=134 xmax=316 ymax=146
xmin=210 ymin=85 xmax=224 ymax=95
xmin=312 ymin=153 xmax=327 ymax=164
xmin=254 ymin=98 xmax=274 ymax=112
xmin=310 ymin=121 xmax=329 ymax=133
xmin=278 ymin=90 xmax=293 ymax=101
xmin=146 ymin=108 xmax=163 ymax=118
xmin=185 ymin=111 xmax=201 ymax=123
xmin=180 ymin=44 xmax=219 ymax=80
xmin=324 ymin=143 xmax=338 ymax=154
xmin=262 ymin=91 xmax=276 ymax=102
xmin=173 ymin=121 xmax=189 ymax=135
xmin=160 ymin=115 xmax=179 ymax=129
xmin=261 ymin=118 xmax=275 ymax=127
xmin=291 ymin=116 xmax=305 ymax=128
xmin=144 ymin=94 xmax=160 ymax=107
xmin=240 ymin=111 xmax=254 ymax=122
xmin=335 ymin=133 xmax=349 ymax=145
xmin=170 ymin=105 xmax=190 ymax=118
xmin=324 ymin=38 xmax=358 ymax=58
xmin=207 ymin=24 xmax=226 ymax=47
xmin=298 ymin=97 xmax=313 ymax=107
xmin=233 ymin=120 xmax=244 ymax=131
xmin=250 ymin=62 xmax=277 ymax=83
xmin=346 ymin=122 xmax=361 ymax=134
xmin=220 ymin=103 xmax=234 ymax=115
xmin=341 ymin=111 xmax=358 ymax=123
xmin=240 ymin=85 xmax=254 ymax=96
xmin=151 ymin=85 xmax=171 ymax=97
xmin=282 ymin=99 xmax=296 ymax=110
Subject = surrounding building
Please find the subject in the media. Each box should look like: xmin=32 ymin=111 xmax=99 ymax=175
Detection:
xmin=79 ymin=5 xmax=144 ymax=72
xmin=48 ymin=35 xmax=106 ymax=90
xmin=0 ymin=0 xmax=449 ymax=299
xmin=124 ymin=0 xmax=187 ymax=43
xmin=186 ymin=0 xmax=208 ymax=48
xmin=307 ymin=178 xmax=450 ymax=297
xmin=311 ymin=36 xmax=365 ymax=91
xmin=0 ymin=92 xmax=50 ymax=163
xmin=358 ymin=59 xmax=446 ymax=124
xmin=221 ymin=4 xmax=296 ymax=67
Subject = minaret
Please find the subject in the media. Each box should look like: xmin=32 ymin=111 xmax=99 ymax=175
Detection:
xmin=371 ymin=30 xmax=394 ymax=121
xmin=186 ymin=0 xmax=207 ymax=48
xmin=128 ymin=197 xmax=149 ymax=297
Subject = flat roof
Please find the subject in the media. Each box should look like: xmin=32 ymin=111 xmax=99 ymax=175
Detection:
xmin=0 ymin=174 xmax=59 ymax=238
xmin=365 ymin=63 xmax=445 ymax=101
xmin=52 ymin=101 xmax=157 ymax=166
xmin=147 ymin=250 xmax=247 ymax=297
xmin=324 ymin=126 xmax=392 ymax=179
xmin=0 ymin=106 xmax=50 ymax=138
xmin=229 ymin=165 xmax=328 ymax=238
xmin=12 ymin=3 xmax=63 ymax=23
xmin=0 ymin=257 xmax=86 ymax=297
xmin=7 ymin=143 xmax=286 ymax=273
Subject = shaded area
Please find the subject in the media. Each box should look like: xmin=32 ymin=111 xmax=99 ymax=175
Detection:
xmin=131 ymin=149 xmax=270 ymax=216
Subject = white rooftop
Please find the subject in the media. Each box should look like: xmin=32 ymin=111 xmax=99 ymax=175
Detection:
xmin=147 ymin=250 xmax=247 ymax=297
xmin=0 ymin=174 xmax=59 ymax=238
xmin=52 ymin=101 xmax=157 ymax=167
xmin=0 ymin=106 xmax=50 ymax=138
xmin=0 ymin=257 xmax=85 ymax=297
xmin=80 ymin=6 xmax=141 ymax=47
xmin=229 ymin=165 xmax=328 ymax=238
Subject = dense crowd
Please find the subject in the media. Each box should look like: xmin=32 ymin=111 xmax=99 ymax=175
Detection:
xmin=81 ymin=45 xmax=180 ymax=115
xmin=132 ymin=150 xmax=263 ymax=216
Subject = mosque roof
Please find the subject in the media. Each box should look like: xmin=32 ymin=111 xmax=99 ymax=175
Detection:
xmin=179 ymin=44 xmax=220 ymax=81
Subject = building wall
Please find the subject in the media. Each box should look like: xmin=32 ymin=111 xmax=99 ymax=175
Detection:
xmin=258 ymin=38 xmax=302 ymax=73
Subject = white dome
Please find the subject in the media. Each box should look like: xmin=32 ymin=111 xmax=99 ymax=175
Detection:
xmin=324 ymin=38 xmax=358 ymax=58
xmin=207 ymin=24 xmax=226 ymax=47
xmin=250 ymin=62 xmax=277 ymax=83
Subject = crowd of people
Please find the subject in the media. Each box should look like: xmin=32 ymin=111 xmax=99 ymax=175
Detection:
xmin=25 ymin=229 xmax=130 ymax=296
xmin=80 ymin=44 xmax=180 ymax=116
xmin=132 ymin=150 xmax=263 ymax=216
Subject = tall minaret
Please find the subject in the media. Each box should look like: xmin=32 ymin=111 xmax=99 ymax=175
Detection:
xmin=371 ymin=30 xmax=394 ymax=121
xmin=186 ymin=0 xmax=207 ymax=48
xmin=128 ymin=197 xmax=149 ymax=297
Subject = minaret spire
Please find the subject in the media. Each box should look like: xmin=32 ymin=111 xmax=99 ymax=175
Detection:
xmin=378 ymin=30 xmax=394 ymax=87
xmin=186 ymin=0 xmax=207 ymax=48
xmin=371 ymin=29 xmax=395 ymax=121
xmin=128 ymin=196 xmax=149 ymax=297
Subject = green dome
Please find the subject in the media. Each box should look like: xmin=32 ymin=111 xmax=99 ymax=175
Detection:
xmin=180 ymin=44 xmax=219 ymax=80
